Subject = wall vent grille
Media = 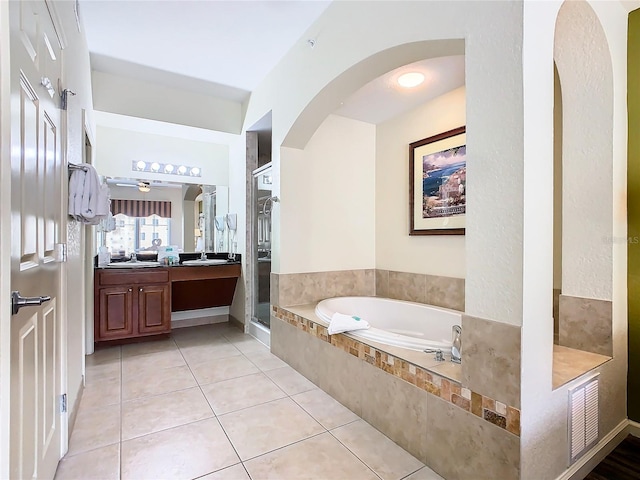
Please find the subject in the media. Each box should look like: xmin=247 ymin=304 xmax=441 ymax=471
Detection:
xmin=568 ymin=375 xmax=599 ymax=465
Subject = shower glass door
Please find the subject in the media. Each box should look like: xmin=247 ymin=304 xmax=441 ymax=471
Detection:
xmin=253 ymin=166 xmax=273 ymax=328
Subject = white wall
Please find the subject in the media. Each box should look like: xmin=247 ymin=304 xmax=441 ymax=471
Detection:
xmin=92 ymin=70 xmax=242 ymax=134
xmin=94 ymin=126 xmax=230 ymax=187
xmin=279 ymin=114 xmax=376 ymax=274
xmin=519 ymin=1 xmax=628 ymax=478
xmin=246 ymin=0 xmax=526 ymax=325
xmin=109 ymin=185 xmax=184 ymax=248
xmin=376 ymin=86 xmax=466 ymax=278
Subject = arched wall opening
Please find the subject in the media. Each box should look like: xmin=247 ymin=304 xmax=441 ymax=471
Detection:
xmin=554 ymin=0 xmax=614 ymax=358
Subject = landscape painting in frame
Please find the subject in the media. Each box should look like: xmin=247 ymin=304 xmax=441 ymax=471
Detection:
xmin=409 ymin=126 xmax=466 ymax=235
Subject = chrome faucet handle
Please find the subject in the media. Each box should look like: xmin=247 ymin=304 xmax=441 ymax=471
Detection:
xmin=200 ymin=251 xmax=207 ymax=260
xmin=423 ymin=348 xmax=445 ymax=362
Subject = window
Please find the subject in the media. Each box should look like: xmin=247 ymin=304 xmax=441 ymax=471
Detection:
xmin=103 ymin=213 xmax=171 ymax=255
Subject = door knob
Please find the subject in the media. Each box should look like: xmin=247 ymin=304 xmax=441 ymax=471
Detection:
xmin=11 ymin=291 xmax=51 ymax=315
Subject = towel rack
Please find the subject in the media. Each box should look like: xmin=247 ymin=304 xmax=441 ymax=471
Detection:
xmin=68 ymin=163 xmax=89 ymax=172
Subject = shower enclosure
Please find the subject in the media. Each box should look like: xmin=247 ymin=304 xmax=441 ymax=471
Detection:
xmin=253 ymin=166 xmax=273 ymax=328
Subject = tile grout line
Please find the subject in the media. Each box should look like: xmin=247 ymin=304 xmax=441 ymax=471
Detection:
xmin=325 ymin=425 xmax=385 ymax=480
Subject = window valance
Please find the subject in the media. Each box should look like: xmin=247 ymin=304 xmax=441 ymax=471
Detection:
xmin=111 ymin=199 xmax=172 ymax=218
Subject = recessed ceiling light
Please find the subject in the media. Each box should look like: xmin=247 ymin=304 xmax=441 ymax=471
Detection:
xmin=397 ymin=72 xmax=425 ymax=88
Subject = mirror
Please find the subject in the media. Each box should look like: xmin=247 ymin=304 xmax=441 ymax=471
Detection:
xmin=99 ymin=178 xmax=229 ymax=256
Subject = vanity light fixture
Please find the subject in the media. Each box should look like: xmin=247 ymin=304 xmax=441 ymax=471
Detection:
xmin=131 ymin=160 xmax=201 ymax=178
xmin=397 ymin=72 xmax=425 ymax=88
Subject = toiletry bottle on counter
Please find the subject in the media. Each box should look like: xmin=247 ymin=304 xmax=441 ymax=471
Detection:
xmin=98 ymin=246 xmax=110 ymax=267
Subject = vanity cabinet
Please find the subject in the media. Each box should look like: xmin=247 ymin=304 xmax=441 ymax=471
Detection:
xmin=95 ymin=269 xmax=171 ymax=342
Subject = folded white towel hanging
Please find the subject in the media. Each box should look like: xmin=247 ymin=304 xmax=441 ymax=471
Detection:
xmin=328 ymin=313 xmax=370 ymax=335
xmin=214 ymin=216 xmax=226 ymax=231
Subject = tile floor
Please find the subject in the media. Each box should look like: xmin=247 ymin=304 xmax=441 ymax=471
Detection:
xmin=54 ymin=323 xmax=443 ymax=480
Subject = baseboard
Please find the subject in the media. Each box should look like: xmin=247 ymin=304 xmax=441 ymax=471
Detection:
xmin=627 ymin=420 xmax=640 ymax=438
xmin=229 ymin=314 xmax=244 ymax=332
xmin=171 ymin=307 xmax=229 ymax=329
xmin=556 ymin=419 xmax=628 ymax=480
xmin=68 ymin=381 xmax=84 ymax=440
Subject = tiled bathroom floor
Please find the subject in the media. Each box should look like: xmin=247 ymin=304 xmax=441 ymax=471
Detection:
xmin=55 ymin=323 xmax=442 ymax=480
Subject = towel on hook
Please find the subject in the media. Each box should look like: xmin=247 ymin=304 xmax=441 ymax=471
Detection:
xmin=80 ymin=164 xmax=100 ymax=220
xmin=68 ymin=168 xmax=85 ymax=219
xmin=328 ymin=313 xmax=370 ymax=335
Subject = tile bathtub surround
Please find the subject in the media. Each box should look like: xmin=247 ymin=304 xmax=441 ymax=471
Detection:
xmin=275 ymin=269 xmax=375 ymax=307
xmin=461 ymin=314 xmax=521 ymax=409
xmin=558 ymin=294 xmax=613 ymax=356
xmin=272 ymin=306 xmax=521 ymax=437
xmin=376 ymin=269 xmax=465 ymax=311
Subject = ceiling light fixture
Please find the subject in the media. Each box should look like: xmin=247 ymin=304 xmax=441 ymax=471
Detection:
xmin=397 ymin=72 xmax=425 ymax=88
xmin=132 ymin=161 xmax=201 ymax=178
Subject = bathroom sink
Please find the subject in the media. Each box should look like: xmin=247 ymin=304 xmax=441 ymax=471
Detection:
xmin=106 ymin=261 xmax=161 ymax=268
xmin=181 ymin=259 xmax=228 ymax=266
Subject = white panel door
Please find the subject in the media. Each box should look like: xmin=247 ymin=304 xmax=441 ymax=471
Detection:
xmin=9 ymin=1 xmax=64 ymax=478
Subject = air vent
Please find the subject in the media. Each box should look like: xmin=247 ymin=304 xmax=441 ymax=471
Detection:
xmin=568 ymin=375 xmax=599 ymax=464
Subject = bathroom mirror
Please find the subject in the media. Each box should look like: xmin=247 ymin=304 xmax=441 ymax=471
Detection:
xmin=98 ymin=178 xmax=229 ymax=255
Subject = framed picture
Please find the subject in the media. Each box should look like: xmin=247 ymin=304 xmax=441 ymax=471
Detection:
xmin=409 ymin=126 xmax=466 ymax=235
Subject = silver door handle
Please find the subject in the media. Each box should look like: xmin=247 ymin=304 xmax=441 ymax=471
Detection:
xmin=11 ymin=291 xmax=51 ymax=315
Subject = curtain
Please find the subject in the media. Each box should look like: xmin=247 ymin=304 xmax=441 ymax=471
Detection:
xmin=111 ymin=199 xmax=172 ymax=218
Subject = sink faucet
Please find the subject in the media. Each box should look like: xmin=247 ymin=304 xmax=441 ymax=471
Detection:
xmin=200 ymin=251 xmax=207 ymax=261
xmin=451 ymin=325 xmax=462 ymax=364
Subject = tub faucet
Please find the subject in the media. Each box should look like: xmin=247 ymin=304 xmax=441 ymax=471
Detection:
xmin=451 ymin=325 xmax=462 ymax=364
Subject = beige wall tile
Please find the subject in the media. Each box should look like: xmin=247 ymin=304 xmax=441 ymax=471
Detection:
xmin=277 ymin=270 xmax=375 ymax=306
xmin=359 ymin=361 xmax=428 ymax=462
xmin=388 ymin=271 xmax=427 ymax=304
xmin=426 ymin=395 xmax=520 ymax=480
xmin=270 ymin=316 xmax=322 ymax=385
xmin=376 ymin=269 xmax=390 ymax=297
xmin=558 ymin=295 xmax=612 ymax=356
xmin=462 ymin=315 xmax=521 ymax=409
xmin=425 ymin=275 xmax=465 ymax=311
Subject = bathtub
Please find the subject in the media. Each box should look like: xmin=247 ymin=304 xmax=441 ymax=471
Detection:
xmin=314 ymin=296 xmax=461 ymax=351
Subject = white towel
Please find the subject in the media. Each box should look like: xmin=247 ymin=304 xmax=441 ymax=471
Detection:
xmin=328 ymin=313 xmax=370 ymax=335
xmin=68 ymin=168 xmax=85 ymax=219
xmin=80 ymin=164 xmax=100 ymax=221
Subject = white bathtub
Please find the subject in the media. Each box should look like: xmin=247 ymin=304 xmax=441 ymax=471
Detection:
xmin=314 ymin=296 xmax=461 ymax=351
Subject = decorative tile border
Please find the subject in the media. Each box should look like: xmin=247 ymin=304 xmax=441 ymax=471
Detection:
xmin=273 ymin=306 xmax=521 ymax=437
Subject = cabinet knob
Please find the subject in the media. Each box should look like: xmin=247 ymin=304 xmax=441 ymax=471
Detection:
xmin=128 ymin=288 xmax=132 ymax=292
xmin=139 ymin=288 xmax=143 ymax=292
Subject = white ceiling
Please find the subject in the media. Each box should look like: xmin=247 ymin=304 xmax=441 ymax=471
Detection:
xmin=79 ymin=1 xmax=465 ymax=127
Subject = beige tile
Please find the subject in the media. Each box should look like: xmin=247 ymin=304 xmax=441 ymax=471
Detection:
xmin=332 ymin=420 xmax=424 ymax=480
xmin=218 ymin=397 xmax=324 ymax=460
xmin=265 ymin=366 xmax=317 ymax=395
xmin=55 ymin=443 xmax=119 ymax=480
xmin=190 ymin=355 xmax=260 ymax=385
xmin=121 ymin=338 xmax=177 ymax=358
xmin=425 ymin=275 xmax=465 ymax=311
xmin=172 ymin=326 xmax=231 ymax=348
xmin=121 ymin=418 xmax=239 ymax=480
xmin=122 ymin=364 xmax=197 ymax=401
xmin=85 ymin=360 xmax=120 ymax=386
xmin=376 ymin=269 xmax=390 ymax=297
xmin=67 ymin=404 xmax=120 ymax=456
xmin=403 ymin=466 xmax=444 ymax=480
xmin=291 ymin=388 xmax=359 ymax=430
xmin=201 ymin=373 xmax=286 ymax=415
xmin=173 ymin=333 xmax=231 ymax=349
xmin=360 ymin=362 xmax=428 ymax=462
xmin=270 ymin=272 xmax=280 ymax=307
xmin=425 ymin=394 xmax=519 ymax=479
xmin=200 ymin=464 xmax=250 ymax=480
xmin=122 ymin=387 xmax=213 ymax=440
xmin=86 ymin=347 xmax=121 ymax=365
xmin=122 ymin=349 xmax=186 ymax=378
xmin=278 ymin=270 xmax=375 ymax=307
xmin=552 ymin=344 xmax=610 ymax=388
xmin=315 ymin=338 xmax=364 ymax=417
xmin=462 ymin=314 xmax=521 ymax=408
xmin=270 ymin=317 xmax=322 ymax=386
xmin=79 ymin=376 xmax=121 ymax=408
xmin=179 ymin=342 xmax=242 ymax=365
xmin=244 ymin=432 xmax=378 ymax=480
xmin=388 ymin=271 xmax=427 ymax=304
xmin=228 ymin=336 xmax=269 ymax=354
xmin=558 ymin=295 xmax=612 ymax=356
xmin=246 ymin=348 xmax=288 ymax=371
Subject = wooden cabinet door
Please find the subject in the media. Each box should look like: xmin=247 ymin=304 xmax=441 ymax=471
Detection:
xmin=137 ymin=284 xmax=171 ymax=335
xmin=97 ymin=286 xmax=135 ymax=340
